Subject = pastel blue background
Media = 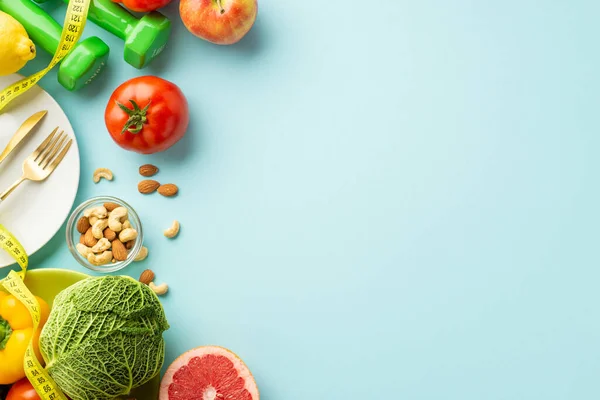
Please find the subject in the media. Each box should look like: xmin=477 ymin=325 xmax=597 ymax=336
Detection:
xmin=14 ymin=0 xmax=600 ymax=398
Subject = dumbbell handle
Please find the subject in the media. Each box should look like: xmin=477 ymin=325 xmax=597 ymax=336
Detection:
xmin=0 ymin=0 xmax=62 ymax=54
xmin=62 ymin=0 xmax=135 ymax=40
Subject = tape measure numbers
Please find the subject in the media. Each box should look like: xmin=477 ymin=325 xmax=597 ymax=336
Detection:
xmin=0 ymin=0 xmax=91 ymax=112
xmin=2 ymin=271 xmax=68 ymax=400
xmin=0 ymin=225 xmax=68 ymax=400
xmin=0 ymin=1 xmax=90 ymax=397
xmin=0 ymin=227 xmax=28 ymax=279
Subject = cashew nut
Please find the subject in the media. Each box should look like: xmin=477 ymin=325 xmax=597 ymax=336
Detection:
xmin=163 ymin=220 xmax=180 ymax=238
xmin=91 ymin=238 xmax=111 ymax=253
xmin=93 ymin=168 xmax=113 ymax=183
xmin=92 ymin=219 xmax=109 ymax=239
xmin=122 ymin=220 xmax=132 ymax=230
xmin=134 ymin=246 xmax=148 ymax=262
xmin=119 ymin=228 xmax=138 ymax=242
xmin=89 ymin=216 xmax=99 ymax=225
xmin=149 ymin=281 xmax=168 ymax=296
xmin=108 ymin=207 xmax=128 ymax=232
xmin=84 ymin=206 xmax=107 ymax=219
xmin=87 ymin=251 xmax=113 ymax=266
xmin=76 ymin=243 xmax=93 ymax=258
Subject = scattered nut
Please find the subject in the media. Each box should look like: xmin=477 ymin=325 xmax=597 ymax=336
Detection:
xmin=76 ymin=217 xmax=90 ymax=234
xmin=103 ymin=228 xmax=116 ymax=241
xmin=76 ymin=243 xmax=93 ymax=258
xmin=104 ymin=202 xmax=120 ymax=212
xmin=139 ymin=164 xmax=159 ymax=177
xmin=112 ymin=239 xmax=128 ymax=261
xmin=93 ymin=168 xmax=113 ymax=183
xmin=92 ymin=219 xmax=109 ymax=240
xmin=139 ymin=268 xmax=154 ymax=284
xmin=134 ymin=246 xmax=148 ymax=261
xmin=149 ymin=281 xmax=168 ymax=296
xmin=108 ymin=207 xmax=128 ymax=232
xmin=91 ymin=238 xmax=111 ymax=253
xmin=87 ymin=251 xmax=113 ymax=266
xmin=163 ymin=220 xmax=180 ymax=238
xmin=119 ymin=228 xmax=138 ymax=242
xmin=84 ymin=228 xmax=98 ymax=247
xmin=138 ymin=180 xmax=160 ymax=194
xmin=84 ymin=206 xmax=107 ymax=219
xmin=158 ymin=184 xmax=178 ymax=197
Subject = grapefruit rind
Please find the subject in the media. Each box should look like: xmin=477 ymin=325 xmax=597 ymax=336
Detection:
xmin=159 ymin=345 xmax=259 ymax=400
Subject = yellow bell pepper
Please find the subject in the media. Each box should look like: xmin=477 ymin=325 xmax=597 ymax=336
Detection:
xmin=0 ymin=291 xmax=50 ymax=384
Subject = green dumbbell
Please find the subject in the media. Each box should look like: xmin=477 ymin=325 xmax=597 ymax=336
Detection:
xmin=86 ymin=0 xmax=171 ymax=68
xmin=34 ymin=0 xmax=171 ymax=69
xmin=0 ymin=0 xmax=109 ymax=91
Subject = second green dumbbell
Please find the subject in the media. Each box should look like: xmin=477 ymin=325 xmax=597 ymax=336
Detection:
xmin=0 ymin=0 xmax=109 ymax=91
xmin=87 ymin=0 xmax=171 ymax=68
xmin=42 ymin=0 xmax=170 ymax=69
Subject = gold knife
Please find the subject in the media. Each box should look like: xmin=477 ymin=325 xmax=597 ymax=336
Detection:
xmin=0 ymin=110 xmax=48 ymax=166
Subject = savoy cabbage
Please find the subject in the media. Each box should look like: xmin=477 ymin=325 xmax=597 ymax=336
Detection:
xmin=39 ymin=276 xmax=169 ymax=400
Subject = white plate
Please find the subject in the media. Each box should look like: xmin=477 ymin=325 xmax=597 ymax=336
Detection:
xmin=0 ymin=74 xmax=80 ymax=267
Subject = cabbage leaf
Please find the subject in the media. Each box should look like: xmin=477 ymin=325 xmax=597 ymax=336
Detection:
xmin=40 ymin=276 xmax=169 ymax=400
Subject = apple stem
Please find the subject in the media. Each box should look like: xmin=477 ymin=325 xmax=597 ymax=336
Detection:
xmin=216 ymin=0 xmax=225 ymax=13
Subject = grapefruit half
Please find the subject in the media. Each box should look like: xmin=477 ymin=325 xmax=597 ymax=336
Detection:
xmin=160 ymin=345 xmax=260 ymax=400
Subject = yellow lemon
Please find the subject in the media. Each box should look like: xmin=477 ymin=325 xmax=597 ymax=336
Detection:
xmin=0 ymin=11 xmax=35 ymax=76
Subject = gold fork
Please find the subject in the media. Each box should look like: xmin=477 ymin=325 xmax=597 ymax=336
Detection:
xmin=0 ymin=127 xmax=72 ymax=201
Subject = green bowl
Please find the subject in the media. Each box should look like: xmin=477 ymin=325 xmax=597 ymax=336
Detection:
xmin=1 ymin=268 xmax=160 ymax=400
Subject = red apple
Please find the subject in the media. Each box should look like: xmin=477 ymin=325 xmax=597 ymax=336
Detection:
xmin=180 ymin=0 xmax=257 ymax=45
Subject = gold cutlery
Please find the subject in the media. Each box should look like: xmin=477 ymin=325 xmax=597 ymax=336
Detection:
xmin=0 ymin=110 xmax=47 ymax=167
xmin=0 ymin=127 xmax=72 ymax=201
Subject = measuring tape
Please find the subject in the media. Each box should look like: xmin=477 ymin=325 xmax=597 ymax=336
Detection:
xmin=0 ymin=0 xmax=91 ymax=112
xmin=0 ymin=225 xmax=68 ymax=400
xmin=0 ymin=1 xmax=89 ymax=396
xmin=0 ymin=1 xmax=90 ymax=396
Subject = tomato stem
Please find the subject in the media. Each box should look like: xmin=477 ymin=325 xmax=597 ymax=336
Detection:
xmin=0 ymin=316 xmax=11 ymax=351
xmin=116 ymin=100 xmax=151 ymax=134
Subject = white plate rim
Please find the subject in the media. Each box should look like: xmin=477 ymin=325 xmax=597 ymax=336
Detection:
xmin=0 ymin=73 xmax=80 ymax=268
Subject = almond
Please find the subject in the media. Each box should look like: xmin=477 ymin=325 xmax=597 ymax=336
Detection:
xmin=126 ymin=239 xmax=135 ymax=250
xmin=84 ymin=227 xmax=98 ymax=247
xmin=104 ymin=202 xmax=120 ymax=212
xmin=138 ymin=179 xmax=160 ymax=194
xmin=139 ymin=164 xmax=159 ymax=177
xmin=103 ymin=228 xmax=116 ymax=241
xmin=76 ymin=216 xmax=90 ymax=234
xmin=139 ymin=269 xmax=155 ymax=285
xmin=79 ymin=234 xmax=85 ymax=245
xmin=158 ymin=184 xmax=178 ymax=197
xmin=112 ymin=239 xmax=128 ymax=261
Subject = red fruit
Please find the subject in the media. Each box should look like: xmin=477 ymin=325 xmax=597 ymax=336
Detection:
xmin=6 ymin=378 xmax=41 ymax=400
xmin=160 ymin=346 xmax=259 ymax=400
xmin=105 ymin=76 xmax=189 ymax=155
xmin=111 ymin=0 xmax=172 ymax=12
xmin=180 ymin=0 xmax=258 ymax=45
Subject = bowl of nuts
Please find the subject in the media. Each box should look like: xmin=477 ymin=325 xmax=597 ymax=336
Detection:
xmin=66 ymin=196 xmax=144 ymax=272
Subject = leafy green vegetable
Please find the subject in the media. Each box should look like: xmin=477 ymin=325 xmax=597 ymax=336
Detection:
xmin=39 ymin=276 xmax=169 ymax=400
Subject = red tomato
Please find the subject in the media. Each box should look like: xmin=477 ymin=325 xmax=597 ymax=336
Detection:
xmin=111 ymin=0 xmax=172 ymax=12
xmin=105 ymin=76 xmax=189 ymax=154
xmin=6 ymin=378 xmax=40 ymax=400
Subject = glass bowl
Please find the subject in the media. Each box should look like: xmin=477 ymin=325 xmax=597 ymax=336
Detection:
xmin=66 ymin=196 xmax=143 ymax=273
